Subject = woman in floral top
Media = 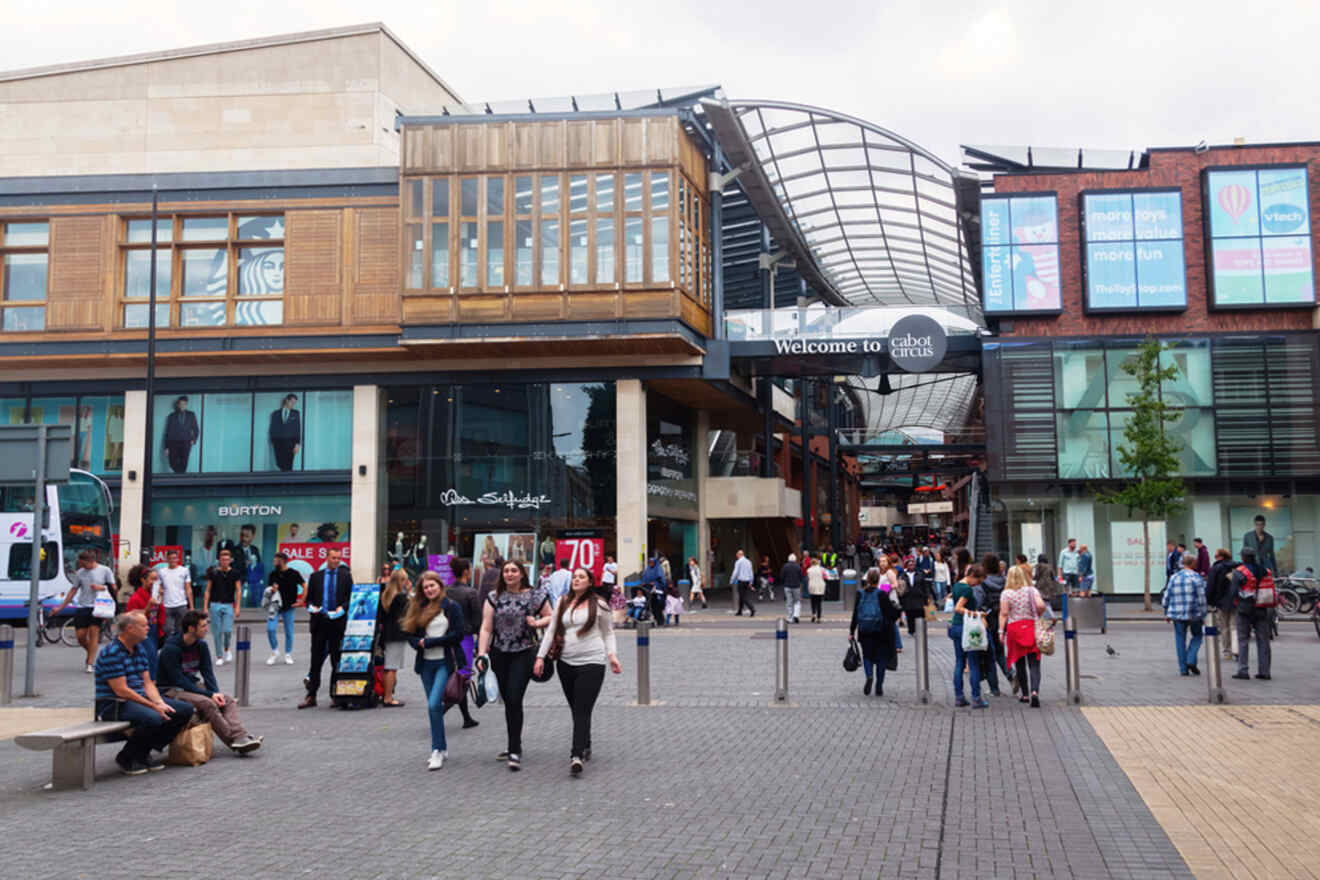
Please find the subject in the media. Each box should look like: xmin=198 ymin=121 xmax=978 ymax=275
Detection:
xmin=476 ymin=560 xmax=551 ymax=771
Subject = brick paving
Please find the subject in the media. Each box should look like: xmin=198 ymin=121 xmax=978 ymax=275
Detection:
xmin=1 ymin=609 xmax=1314 ymax=878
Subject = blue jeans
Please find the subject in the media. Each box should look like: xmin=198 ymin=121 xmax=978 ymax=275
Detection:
xmin=267 ymin=608 xmax=295 ymax=653
xmin=949 ymin=624 xmax=983 ymax=703
xmin=894 ymin=622 xmax=902 ymax=651
xmin=209 ymin=604 xmax=234 ymax=656
xmin=933 ymin=581 xmax=947 ymax=603
xmin=419 ymin=659 xmax=451 ymax=751
xmin=141 ymin=632 xmax=159 ymax=680
xmin=1172 ymin=619 xmax=1203 ymax=674
xmin=96 ymin=696 xmax=194 ymax=763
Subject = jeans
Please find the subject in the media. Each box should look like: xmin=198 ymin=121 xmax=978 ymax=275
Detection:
xmin=1216 ymin=608 xmax=1239 ymax=656
xmin=209 ymin=603 xmax=234 ymax=657
xmin=557 ymin=661 xmax=605 ymax=759
xmin=490 ymin=647 xmax=535 ymax=754
xmin=784 ymin=587 xmax=801 ymax=619
xmin=166 ymin=689 xmax=250 ymax=746
xmin=96 ymin=697 xmax=195 ymax=764
xmin=1236 ymin=612 xmax=1271 ymax=676
xmin=419 ymin=659 xmax=451 ymax=751
xmin=1172 ymin=619 xmax=1204 ymax=674
xmin=857 ymin=631 xmax=886 ymax=687
xmin=266 ymin=608 xmax=295 ymax=653
xmin=164 ymin=605 xmax=188 ymax=637
xmin=949 ymin=624 xmax=983 ymax=704
xmin=894 ymin=622 xmax=903 ymax=651
xmin=933 ymin=581 xmax=947 ymax=603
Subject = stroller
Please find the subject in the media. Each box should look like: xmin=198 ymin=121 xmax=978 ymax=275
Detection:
xmin=622 ymin=586 xmax=653 ymax=629
xmin=756 ymin=575 xmax=776 ymax=602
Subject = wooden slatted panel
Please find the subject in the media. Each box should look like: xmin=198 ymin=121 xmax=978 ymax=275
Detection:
xmin=354 ymin=208 xmax=401 ymax=323
xmin=566 ymin=121 xmax=593 ymax=168
xmin=621 ymin=118 xmax=646 ymax=165
xmin=47 ymin=215 xmax=105 ymax=330
xmin=284 ymin=210 xmax=342 ymax=325
xmin=593 ymin=119 xmax=618 ymax=166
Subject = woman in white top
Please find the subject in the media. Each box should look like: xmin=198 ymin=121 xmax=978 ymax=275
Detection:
xmin=687 ymin=557 xmax=707 ymax=608
xmin=403 ymin=571 xmax=465 ymax=770
xmin=533 ymin=567 xmax=621 ymax=774
xmin=998 ymin=564 xmax=1047 ymax=707
xmin=805 ymin=560 xmax=828 ymax=623
xmin=933 ymin=550 xmax=951 ymax=605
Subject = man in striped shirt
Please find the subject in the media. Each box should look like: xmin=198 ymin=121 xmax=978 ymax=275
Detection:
xmin=1162 ymin=551 xmax=1208 ymax=677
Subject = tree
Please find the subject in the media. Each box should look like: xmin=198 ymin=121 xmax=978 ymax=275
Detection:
xmin=1097 ymin=337 xmax=1186 ymax=610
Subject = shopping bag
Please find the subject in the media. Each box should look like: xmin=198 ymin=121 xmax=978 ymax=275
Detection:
xmin=92 ymin=592 xmax=116 ymax=620
xmin=1036 ymin=620 xmax=1056 ymax=656
xmin=961 ymin=613 xmax=988 ymax=652
xmin=167 ymin=721 xmax=214 ymax=766
xmin=470 ymin=665 xmax=499 ymax=708
xmin=943 ymin=597 xmax=954 ymax=614
xmin=842 ymin=639 xmax=861 ymax=672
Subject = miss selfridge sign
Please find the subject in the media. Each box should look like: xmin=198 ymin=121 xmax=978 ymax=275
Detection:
xmin=769 ymin=314 xmax=946 ymax=373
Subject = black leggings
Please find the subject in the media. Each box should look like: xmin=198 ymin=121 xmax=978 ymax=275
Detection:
xmin=557 ymin=661 xmax=605 ymax=759
xmin=1014 ymin=655 xmax=1041 ymax=695
xmin=490 ymin=647 xmax=535 ymax=754
xmin=809 ymin=595 xmax=823 ymax=619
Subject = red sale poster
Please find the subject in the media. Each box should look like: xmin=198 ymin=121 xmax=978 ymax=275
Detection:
xmin=554 ymin=538 xmax=604 ymax=583
xmin=278 ymin=542 xmax=352 ymax=603
xmin=151 ymin=545 xmax=184 ymax=566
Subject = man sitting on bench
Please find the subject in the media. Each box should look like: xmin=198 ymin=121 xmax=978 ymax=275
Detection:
xmin=157 ymin=610 xmax=262 ymax=755
xmin=94 ymin=610 xmax=195 ymax=776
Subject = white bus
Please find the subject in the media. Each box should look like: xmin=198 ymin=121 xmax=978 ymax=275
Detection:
xmin=0 ymin=469 xmax=115 ymax=622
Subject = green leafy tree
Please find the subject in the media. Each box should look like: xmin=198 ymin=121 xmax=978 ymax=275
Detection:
xmin=1097 ymin=337 xmax=1186 ymax=610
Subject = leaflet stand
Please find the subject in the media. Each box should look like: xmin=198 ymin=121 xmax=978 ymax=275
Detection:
xmin=331 ymin=582 xmax=382 ymax=710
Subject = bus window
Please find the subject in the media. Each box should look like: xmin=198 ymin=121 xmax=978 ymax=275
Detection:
xmin=8 ymin=542 xmax=59 ymax=581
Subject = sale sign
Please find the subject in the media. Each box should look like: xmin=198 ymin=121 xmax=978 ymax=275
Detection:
xmin=555 ymin=538 xmax=604 ymax=583
xmin=279 ymin=542 xmax=351 ymax=569
xmin=151 ymin=545 xmax=183 ymax=566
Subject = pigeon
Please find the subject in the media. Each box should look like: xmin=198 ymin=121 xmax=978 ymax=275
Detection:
xmin=1105 ymin=644 xmax=1119 ymax=657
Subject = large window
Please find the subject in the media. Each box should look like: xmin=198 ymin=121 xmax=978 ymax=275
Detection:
xmin=402 ymin=171 xmax=680 ymax=293
xmin=121 ymin=214 xmax=285 ymax=328
xmin=1205 ymin=166 xmax=1314 ymax=308
xmin=1082 ymin=190 xmax=1186 ymax=311
xmin=1 ymin=221 xmax=48 ymax=332
xmin=1 ymin=394 xmax=125 ymax=475
xmin=980 ymin=194 xmax=1061 ymax=314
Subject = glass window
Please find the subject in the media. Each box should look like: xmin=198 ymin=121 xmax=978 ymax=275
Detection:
xmin=236 ymin=216 xmax=283 ymax=240
xmin=540 ymin=176 xmax=560 ymax=215
xmin=236 ymin=247 xmax=284 ymax=296
xmin=181 ymin=217 xmax=228 ymax=241
xmin=124 ymin=250 xmax=171 ymax=300
xmin=1169 ymin=408 xmax=1216 ymax=475
xmin=431 ymin=222 xmax=449 ymax=287
xmin=1056 ymin=410 xmax=1109 ymax=479
xmin=625 ymin=217 xmax=643 ymax=283
xmin=3 ymin=253 xmax=47 ymax=300
xmin=596 ymin=217 xmax=614 ymax=284
xmin=651 ymin=172 xmax=669 ymax=211
xmin=3 ymin=307 xmax=44 ymax=331
xmin=486 ymin=177 xmax=504 ymax=216
xmin=200 ymin=393 xmax=252 ymax=472
xmin=460 ymin=178 xmax=479 ymax=217
xmin=569 ymin=175 xmax=588 ymax=213
xmin=5 ymin=222 xmax=48 ymax=247
xmin=569 ymin=219 xmax=587 ymax=284
xmin=76 ymin=395 xmax=126 ymax=474
xmin=1083 ymin=191 xmax=1185 ymax=310
xmin=1105 ymin=348 xmax=1141 ymax=408
xmin=123 ymin=303 xmax=170 ymax=329
xmin=459 ymin=222 xmax=478 ymax=289
xmin=487 ymin=221 xmax=505 ymax=286
xmin=1052 ymin=347 xmax=1105 ymax=408
xmin=407 ymin=180 xmax=423 ymax=217
xmin=405 ymin=224 xmax=424 ymax=289
xmin=432 ymin=179 xmax=450 ymax=217
xmin=1206 ymin=166 xmax=1314 ymax=307
xmin=180 ymin=302 xmax=226 ymax=327
xmin=1160 ymin=341 xmax=1213 ymax=407
xmin=513 ymin=176 xmax=533 ymax=215
xmin=1106 ymin=410 xmax=1133 ymax=478
xmin=126 ymin=219 xmax=172 ymax=243
xmin=651 ymin=215 xmax=669 ymax=283
xmin=253 ymin=391 xmax=302 ymax=472
xmin=541 ymin=219 xmax=560 ymax=285
xmin=624 ymin=173 xmax=643 ymax=211
xmin=596 ymin=174 xmax=615 ymax=214
xmin=181 ymin=248 xmax=226 ymax=297
xmin=234 ymin=300 xmax=282 ymax=326
xmin=980 ymin=194 xmax=1061 ymax=313
xmin=514 ymin=220 xmax=533 ymax=286
xmin=303 ymin=390 xmax=353 ymax=470
xmin=154 ymin=394 xmax=202 ymax=474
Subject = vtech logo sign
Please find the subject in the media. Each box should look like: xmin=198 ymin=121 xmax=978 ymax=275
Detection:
xmin=1262 ymin=203 xmax=1305 ymax=233
xmin=9 ymin=521 xmax=28 ymax=539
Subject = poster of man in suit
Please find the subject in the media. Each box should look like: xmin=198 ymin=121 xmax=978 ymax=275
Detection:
xmin=162 ymin=395 xmax=200 ymax=473
xmin=268 ymin=393 xmax=301 ymax=471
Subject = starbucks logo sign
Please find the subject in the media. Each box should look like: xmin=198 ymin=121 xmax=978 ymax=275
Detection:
xmin=888 ymin=314 xmax=946 ymax=373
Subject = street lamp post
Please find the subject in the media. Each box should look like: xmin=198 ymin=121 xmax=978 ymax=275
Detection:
xmin=140 ymin=184 xmax=159 ymax=561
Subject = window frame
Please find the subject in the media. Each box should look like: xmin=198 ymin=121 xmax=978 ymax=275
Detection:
xmin=1079 ymin=186 xmax=1188 ymax=314
xmin=1 ymin=219 xmax=51 ymax=333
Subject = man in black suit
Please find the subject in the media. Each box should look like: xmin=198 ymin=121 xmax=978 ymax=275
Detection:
xmin=268 ymin=393 xmax=301 ymax=471
xmin=299 ymin=548 xmax=351 ymax=709
xmin=162 ymin=395 xmax=199 ymax=473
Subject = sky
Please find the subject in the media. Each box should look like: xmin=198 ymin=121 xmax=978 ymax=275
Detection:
xmin=5 ymin=0 xmax=1320 ymax=166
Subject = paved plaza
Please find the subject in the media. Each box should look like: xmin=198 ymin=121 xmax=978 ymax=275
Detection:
xmin=1 ymin=607 xmax=1316 ymax=879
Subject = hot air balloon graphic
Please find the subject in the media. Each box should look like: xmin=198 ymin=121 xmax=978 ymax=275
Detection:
xmin=1218 ymin=183 xmax=1252 ymax=222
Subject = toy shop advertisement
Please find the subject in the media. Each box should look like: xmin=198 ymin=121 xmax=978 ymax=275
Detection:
xmin=333 ymin=582 xmax=381 ymax=697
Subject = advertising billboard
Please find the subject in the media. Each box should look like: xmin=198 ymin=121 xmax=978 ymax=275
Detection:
xmin=1083 ymin=190 xmax=1186 ymax=311
xmin=981 ymin=194 xmax=1062 ymax=314
xmin=1205 ymin=166 xmax=1314 ymax=307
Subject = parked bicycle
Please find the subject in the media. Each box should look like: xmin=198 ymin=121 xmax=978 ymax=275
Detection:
xmin=1279 ymin=576 xmax=1319 ymax=615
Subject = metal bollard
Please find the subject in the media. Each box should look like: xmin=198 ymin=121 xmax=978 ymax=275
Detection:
xmin=1204 ymin=612 xmax=1226 ymax=704
xmin=234 ymin=625 xmax=251 ymax=707
xmin=915 ymin=616 xmax=930 ymax=704
xmin=1064 ymin=615 xmax=1081 ymax=705
xmin=0 ymin=624 xmax=13 ymax=705
xmin=774 ymin=618 xmax=789 ymax=702
xmin=636 ymin=620 xmax=651 ymax=706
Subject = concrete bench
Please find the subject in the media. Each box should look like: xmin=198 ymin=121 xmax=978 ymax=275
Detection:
xmin=15 ymin=720 xmax=132 ymax=790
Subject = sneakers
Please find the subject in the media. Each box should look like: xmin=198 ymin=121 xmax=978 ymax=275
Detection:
xmin=1189 ymin=664 xmax=1201 ymax=676
xmin=143 ymin=754 xmax=168 ymax=772
xmin=583 ymin=748 xmax=592 ymax=762
xmin=972 ymin=699 xmax=989 ymax=710
xmin=225 ymin=650 xmax=234 ymax=663
xmin=1030 ymin=695 xmax=1040 ymax=708
xmin=284 ymin=653 xmax=295 ymax=665
xmin=955 ymin=698 xmax=970 ymax=707
xmin=266 ymin=654 xmax=279 ymax=666
xmin=495 ymin=750 xmax=510 ymax=761
xmin=570 ymin=757 xmax=584 ymax=775
xmin=116 ymin=753 xmax=148 ymax=776
xmin=215 ymin=657 xmax=224 ymax=667
xmin=231 ymin=736 xmax=262 ymax=755
xmin=84 ymin=664 xmax=94 ymax=674
xmin=1231 ymin=672 xmax=1251 ymax=680
xmin=427 ymin=749 xmax=447 ymax=771
xmin=297 ymin=694 xmax=317 ymax=709
xmin=507 ymin=753 xmax=521 ymax=771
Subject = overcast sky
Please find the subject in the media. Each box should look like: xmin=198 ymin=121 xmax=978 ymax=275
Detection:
xmin=6 ymin=0 xmax=1318 ymax=165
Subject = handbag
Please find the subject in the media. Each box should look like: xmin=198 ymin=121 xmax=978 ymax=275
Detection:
xmin=92 ymin=592 xmax=116 ymax=620
xmin=1036 ymin=620 xmax=1056 ymax=656
xmin=843 ymin=639 xmax=861 ymax=672
xmin=167 ymin=721 xmax=214 ymax=766
xmin=961 ymin=612 xmax=988 ymax=652
xmin=443 ymin=668 xmax=470 ymax=707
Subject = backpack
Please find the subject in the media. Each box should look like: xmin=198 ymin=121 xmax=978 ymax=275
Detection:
xmin=857 ymin=588 xmax=885 ymax=633
xmin=1234 ymin=565 xmax=1278 ymax=610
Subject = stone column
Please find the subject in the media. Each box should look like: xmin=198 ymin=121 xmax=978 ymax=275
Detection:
xmin=349 ymin=385 xmax=384 ymax=584
xmin=116 ymin=390 xmax=147 ymax=580
xmin=615 ymin=380 xmax=648 ymax=577
xmin=696 ymin=409 xmax=710 ymax=592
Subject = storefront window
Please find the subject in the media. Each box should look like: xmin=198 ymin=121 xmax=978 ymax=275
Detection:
xmin=1052 ymin=346 xmax=1105 ymax=408
xmin=1161 ymin=340 xmax=1213 ymax=407
xmin=1056 ymin=410 xmax=1109 ymax=479
xmin=303 ymin=390 xmax=353 ymax=470
xmin=154 ymin=394 xmax=202 ymax=474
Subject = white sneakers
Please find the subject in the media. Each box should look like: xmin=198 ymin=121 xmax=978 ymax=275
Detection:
xmin=84 ymin=664 xmax=94 ymax=674
xmin=224 ymin=650 xmax=234 ymax=663
xmin=284 ymin=653 xmax=294 ymax=665
xmin=427 ymin=749 xmax=447 ymax=770
xmin=215 ymin=657 xmax=224 ymax=667
xmin=266 ymin=653 xmax=279 ymax=666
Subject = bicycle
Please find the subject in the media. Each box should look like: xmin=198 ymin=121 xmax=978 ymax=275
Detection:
xmin=1278 ymin=577 xmax=1319 ymax=615
xmin=58 ymin=614 xmax=112 ymax=648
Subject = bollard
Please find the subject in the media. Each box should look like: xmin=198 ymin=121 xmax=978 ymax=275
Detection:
xmin=1064 ymin=615 xmax=1081 ymax=705
xmin=0 ymin=624 xmax=13 ymax=705
xmin=915 ymin=616 xmax=930 ymax=704
xmin=1204 ymin=612 xmax=1226 ymax=704
xmin=774 ymin=618 xmax=789 ymax=702
xmin=234 ymin=625 xmax=251 ymax=708
xmin=636 ymin=620 xmax=651 ymax=706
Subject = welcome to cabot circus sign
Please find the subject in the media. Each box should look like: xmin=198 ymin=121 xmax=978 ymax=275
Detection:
xmin=760 ymin=314 xmax=948 ymax=373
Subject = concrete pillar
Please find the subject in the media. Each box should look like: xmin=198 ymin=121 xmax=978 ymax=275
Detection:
xmin=116 ymin=390 xmax=147 ymax=579
xmin=696 ymin=409 xmax=711 ymax=587
xmin=349 ymin=385 xmax=384 ymax=584
xmin=1191 ymin=499 xmax=1225 ymax=555
xmin=616 ymin=380 xmax=648 ymax=575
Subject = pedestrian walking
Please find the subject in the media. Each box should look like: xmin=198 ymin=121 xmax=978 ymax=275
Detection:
xmin=378 ymin=568 xmax=412 ymax=707
xmin=1205 ymin=548 xmax=1238 ymax=661
xmin=999 ymin=565 xmax=1046 ymax=707
xmin=664 ymin=584 xmax=684 ymax=625
xmin=404 ymin=571 xmax=465 ymax=770
xmin=932 ymin=549 xmax=950 ymax=606
xmin=732 ymin=550 xmax=755 ymax=616
xmin=204 ymin=548 xmax=241 ymax=666
xmin=1033 ymin=554 xmax=1056 ymax=607
xmin=757 ymin=555 xmax=774 ymax=601
xmin=476 ymin=561 xmax=551 ymax=771
xmin=1230 ymin=548 xmax=1272 ymax=680
xmin=901 ymin=559 xmax=930 ymax=636
xmin=445 ymin=558 xmax=481 ymax=730
xmin=779 ymin=553 xmax=803 ymax=623
xmin=849 ymin=567 xmax=900 ymax=696
xmin=264 ymin=552 xmax=302 ymax=664
xmin=950 ymin=563 xmax=988 ymax=709
xmin=533 ymin=567 xmax=621 ymax=774
xmin=1162 ymin=551 xmax=1207 ymax=676
xmin=805 ymin=556 xmax=827 ymax=623
xmin=687 ymin=557 xmax=707 ymax=608
xmin=979 ymin=554 xmax=1008 ymax=697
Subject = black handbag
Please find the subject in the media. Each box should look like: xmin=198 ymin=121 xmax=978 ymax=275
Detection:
xmin=843 ymin=639 xmax=861 ymax=672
